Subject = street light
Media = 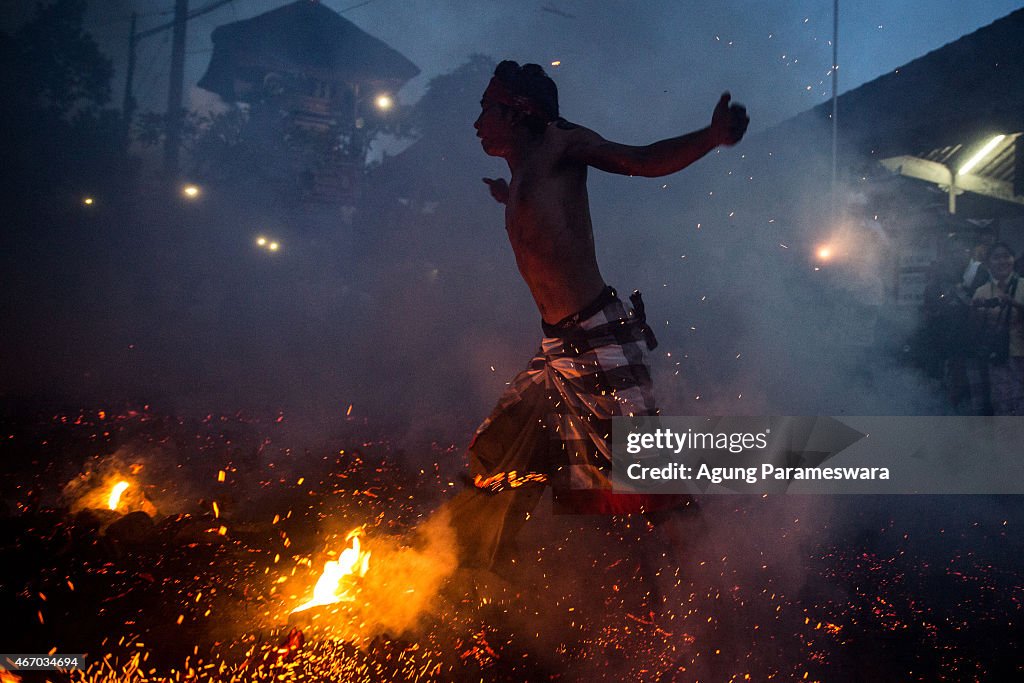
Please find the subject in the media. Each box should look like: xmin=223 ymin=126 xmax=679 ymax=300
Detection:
xmin=374 ymin=94 xmax=393 ymax=112
xmin=182 ymin=184 xmax=201 ymax=199
xmin=83 ymin=196 xmax=95 ymax=206
xmin=255 ymin=235 xmax=281 ymax=253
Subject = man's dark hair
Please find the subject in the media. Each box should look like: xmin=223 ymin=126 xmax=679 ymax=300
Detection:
xmin=493 ymin=60 xmax=559 ymax=135
xmin=988 ymin=241 xmax=1016 ymax=260
xmin=975 ymin=226 xmax=997 ymax=245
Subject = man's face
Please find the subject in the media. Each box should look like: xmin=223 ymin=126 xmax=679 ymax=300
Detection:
xmin=988 ymin=248 xmax=1015 ymax=280
xmin=474 ymin=97 xmax=514 ymax=157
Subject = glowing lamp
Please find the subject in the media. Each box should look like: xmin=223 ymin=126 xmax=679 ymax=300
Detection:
xmin=958 ymin=134 xmax=1005 ymax=176
xmin=182 ymin=184 xmax=201 ymax=199
xmin=374 ymin=94 xmax=393 ymax=111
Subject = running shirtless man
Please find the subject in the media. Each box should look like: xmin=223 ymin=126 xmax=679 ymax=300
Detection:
xmin=451 ymin=60 xmax=748 ymax=569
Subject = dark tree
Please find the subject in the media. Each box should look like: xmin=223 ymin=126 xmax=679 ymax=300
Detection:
xmin=0 ymin=0 xmax=123 ymax=199
xmin=410 ymin=54 xmax=495 ymax=142
xmin=1 ymin=0 xmax=112 ymax=119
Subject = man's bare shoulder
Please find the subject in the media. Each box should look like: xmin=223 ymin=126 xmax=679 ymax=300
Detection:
xmin=544 ymin=119 xmax=603 ymax=161
xmin=547 ymin=118 xmax=599 ymax=138
xmin=552 ymin=117 xmax=582 ymax=131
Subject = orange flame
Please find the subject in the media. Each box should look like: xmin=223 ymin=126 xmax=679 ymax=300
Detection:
xmin=291 ymin=528 xmax=370 ymax=614
xmin=108 ymin=481 xmax=129 ymax=510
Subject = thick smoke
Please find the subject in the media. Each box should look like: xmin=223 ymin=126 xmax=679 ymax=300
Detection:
xmin=5 ymin=6 xmax=1024 ymax=677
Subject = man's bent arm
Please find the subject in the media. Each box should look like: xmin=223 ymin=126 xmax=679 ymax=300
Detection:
xmin=567 ymin=126 xmax=720 ymax=178
xmin=564 ymin=92 xmax=748 ymax=178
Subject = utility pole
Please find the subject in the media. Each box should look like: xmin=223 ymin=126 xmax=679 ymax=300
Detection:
xmin=831 ymin=0 xmax=839 ymax=221
xmin=164 ymin=0 xmax=189 ymax=177
xmin=121 ymin=12 xmax=137 ymax=153
xmin=121 ymin=0 xmax=238 ymax=173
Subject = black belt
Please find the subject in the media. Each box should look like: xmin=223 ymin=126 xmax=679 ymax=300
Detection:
xmin=541 ymin=286 xmax=658 ymax=350
xmin=629 ymin=289 xmax=659 ymax=351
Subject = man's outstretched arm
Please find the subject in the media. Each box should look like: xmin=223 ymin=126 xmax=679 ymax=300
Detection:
xmin=565 ymin=93 xmax=748 ymax=178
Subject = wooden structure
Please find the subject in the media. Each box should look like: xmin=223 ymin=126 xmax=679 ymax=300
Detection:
xmin=197 ymin=0 xmax=419 ymax=205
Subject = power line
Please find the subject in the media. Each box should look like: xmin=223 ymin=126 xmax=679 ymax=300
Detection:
xmin=136 ymin=0 xmax=235 ymax=40
xmin=134 ymin=34 xmax=171 ymax=109
xmin=95 ymin=10 xmax=170 ymax=30
xmin=335 ymin=0 xmax=387 ymax=14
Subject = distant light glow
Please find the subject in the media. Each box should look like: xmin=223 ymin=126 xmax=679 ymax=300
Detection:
xmin=182 ymin=184 xmax=201 ymax=199
xmin=816 ymin=245 xmax=833 ymax=261
xmin=255 ymin=235 xmax=281 ymax=253
xmin=374 ymin=94 xmax=393 ymax=111
xmin=958 ymin=134 xmax=1005 ymax=176
xmin=551 ymin=60 xmax=562 ymax=66
xmin=83 ymin=197 xmax=94 ymax=206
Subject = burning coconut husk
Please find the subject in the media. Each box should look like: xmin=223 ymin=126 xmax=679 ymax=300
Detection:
xmin=64 ymin=466 xmax=159 ymax=523
xmin=286 ymin=526 xmax=372 ymax=641
xmin=282 ymin=512 xmax=458 ymax=643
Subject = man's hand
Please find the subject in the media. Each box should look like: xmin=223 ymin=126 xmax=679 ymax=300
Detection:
xmin=711 ymin=92 xmax=749 ymax=146
xmin=483 ymin=177 xmax=509 ymax=204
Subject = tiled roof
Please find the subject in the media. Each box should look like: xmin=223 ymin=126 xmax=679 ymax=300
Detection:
xmin=198 ymin=0 xmax=419 ymax=102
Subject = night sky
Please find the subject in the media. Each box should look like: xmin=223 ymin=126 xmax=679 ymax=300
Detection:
xmin=64 ymin=0 xmax=1024 ymax=132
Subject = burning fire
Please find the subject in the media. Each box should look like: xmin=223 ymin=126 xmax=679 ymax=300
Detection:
xmin=291 ymin=528 xmax=370 ymax=614
xmin=108 ymin=481 xmax=130 ymax=510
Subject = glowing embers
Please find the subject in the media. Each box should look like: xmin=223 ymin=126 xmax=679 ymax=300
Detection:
xmin=108 ymin=480 xmax=130 ymax=510
xmin=292 ymin=527 xmax=370 ymax=614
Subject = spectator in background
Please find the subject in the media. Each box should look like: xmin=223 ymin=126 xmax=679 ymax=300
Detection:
xmin=961 ymin=226 xmax=995 ymax=294
xmin=938 ymin=230 xmax=994 ymax=413
xmin=971 ymin=242 xmax=1024 ymax=415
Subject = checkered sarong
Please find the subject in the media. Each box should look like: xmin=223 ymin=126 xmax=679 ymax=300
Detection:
xmin=469 ymin=287 xmax=657 ymax=494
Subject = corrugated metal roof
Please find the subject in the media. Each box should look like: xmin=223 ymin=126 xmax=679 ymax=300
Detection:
xmin=879 ymin=132 xmax=1022 ymax=212
xmin=763 ymin=8 xmax=1024 ymax=159
xmin=921 ymin=133 xmax=1019 ymax=185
